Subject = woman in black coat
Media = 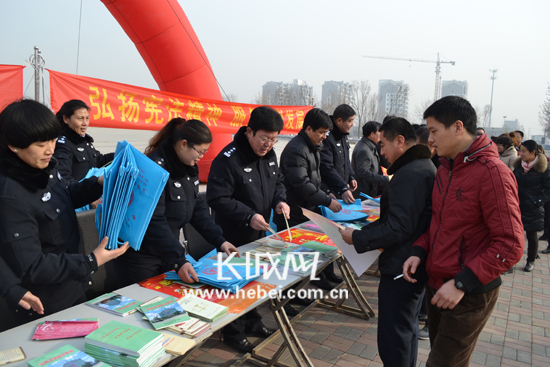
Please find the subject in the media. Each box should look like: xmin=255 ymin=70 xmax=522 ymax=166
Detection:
xmin=113 ymin=118 xmax=238 ymax=287
xmin=513 ymin=140 xmax=550 ymax=272
xmin=53 ymin=100 xmax=114 ymax=182
xmin=0 ymin=100 xmax=128 ymax=326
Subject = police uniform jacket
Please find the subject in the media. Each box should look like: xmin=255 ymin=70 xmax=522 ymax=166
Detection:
xmin=320 ymin=126 xmax=355 ymax=196
xmin=54 ymin=125 xmax=114 ymax=181
xmin=136 ymin=140 xmax=226 ymax=272
xmin=207 ymin=126 xmax=287 ymax=247
xmin=0 ymin=149 xmax=102 ymax=316
xmin=277 ymin=130 xmax=332 ymax=226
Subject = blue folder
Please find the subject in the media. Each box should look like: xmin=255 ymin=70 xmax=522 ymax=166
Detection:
xmin=319 ymin=199 xmax=368 ymax=222
xmin=96 ymin=141 xmax=169 ymax=251
xmin=165 ymin=249 xmax=263 ymax=294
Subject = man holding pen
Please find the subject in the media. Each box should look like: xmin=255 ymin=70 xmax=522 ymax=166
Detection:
xmin=339 ymin=117 xmax=436 ymax=367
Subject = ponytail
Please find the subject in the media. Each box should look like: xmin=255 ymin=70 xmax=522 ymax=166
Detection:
xmin=145 ymin=118 xmax=212 ymax=156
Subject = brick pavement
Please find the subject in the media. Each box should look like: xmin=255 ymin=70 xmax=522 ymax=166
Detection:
xmin=183 ymin=246 xmax=550 ymax=367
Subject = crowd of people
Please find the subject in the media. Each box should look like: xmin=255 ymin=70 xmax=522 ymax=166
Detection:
xmin=0 ymin=95 xmax=539 ymax=367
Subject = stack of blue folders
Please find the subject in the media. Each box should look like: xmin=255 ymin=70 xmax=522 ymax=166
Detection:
xmin=320 ymin=198 xmax=368 ymax=222
xmin=95 ymin=141 xmax=169 ymax=251
xmin=164 ymin=249 xmax=263 ymax=294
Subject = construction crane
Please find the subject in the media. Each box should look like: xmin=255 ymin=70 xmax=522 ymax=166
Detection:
xmin=363 ymin=53 xmax=455 ymax=102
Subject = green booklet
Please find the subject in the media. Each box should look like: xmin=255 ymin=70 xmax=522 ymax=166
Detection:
xmin=85 ymin=320 xmax=163 ymax=357
xmin=28 ymin=344 xmax=109 ymax=367
xmin=177 ymin=293 xmax=228 ymax=322
xmin=86 ymin=293 xmax=142 ymax=316
xmin=141 ymin=296 xmax=191 ymax=330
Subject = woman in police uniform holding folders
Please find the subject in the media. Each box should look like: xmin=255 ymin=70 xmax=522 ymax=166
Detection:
xmin=0 ymin=99 xmax=128 ymax=326
xmin=113 ymin=117 xmax=239 ymax=287
xmin=53 ymin=99 xmax=114 ymax=181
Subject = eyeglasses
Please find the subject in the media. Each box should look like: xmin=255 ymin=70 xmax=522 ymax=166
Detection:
xmin=191 ymin=146 xmax=208 ymax=156
xmin=259 ymin=136 xmax=278 ymax=145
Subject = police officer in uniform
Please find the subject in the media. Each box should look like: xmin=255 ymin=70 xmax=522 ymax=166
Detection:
xmin=114 ymin=118 xmax=238 ymax=287
xmin=207 ymin=106 xmax=290 ymax=353
xmin=0 ymin=99 xmax=128 ymax=326
xmin=54 ymin=100 xmax=114 ymax=181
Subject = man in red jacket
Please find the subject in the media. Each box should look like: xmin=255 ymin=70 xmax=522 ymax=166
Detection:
xmin=403 ymin=96 xmax=524 ymax=367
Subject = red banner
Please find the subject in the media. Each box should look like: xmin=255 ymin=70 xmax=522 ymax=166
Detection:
xmin=49 ymin=69 xmax=311 ymax=134
xmin=0 ymin=65 xmax=25 ymax=111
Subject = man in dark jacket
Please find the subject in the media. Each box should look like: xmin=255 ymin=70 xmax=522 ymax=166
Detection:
xmin=340 ymin=117 xmax=436 ymax=367
xmin=403 ymin=96 xmax=524 ymax=367
xmin=320 ymin=104 xmax=357 ymax=204
xmin=207 ymin=106 xmax=290 ymax=353
xmin=275 ymin=108 xmax=341 ymax=229
xmin=351 ymin=121 xmax=389 ymax=198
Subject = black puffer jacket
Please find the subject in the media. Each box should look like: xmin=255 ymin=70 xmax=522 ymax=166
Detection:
xmin=54 ymin=125 xmax=114 ymax=181
xmin=129 ymin=140 xmax=226 ymax=272
xmin=351 ymin=144 xmax=436 ymax=275
xmin=320 ymin=126 xmax=355 ymax=196
xmin=513 ymin=155 xmax=550 ymax=232
xmin=276 ymin=130 xmax=332 ymax=227
xmin=207 ymin=127 xmax=287 ymax=246
xmin=0 ymin=149 xmax=102 ymax=317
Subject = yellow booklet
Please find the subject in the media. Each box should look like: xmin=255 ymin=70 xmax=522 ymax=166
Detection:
xmin=160 ymin=333 xmax=196 ymax=355
xmin=0 ymin=347 xmax=25 ymax=365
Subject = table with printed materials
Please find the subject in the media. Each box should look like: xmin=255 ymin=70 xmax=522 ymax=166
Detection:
xmin=0 ymin=223 xmax=376 ymax=367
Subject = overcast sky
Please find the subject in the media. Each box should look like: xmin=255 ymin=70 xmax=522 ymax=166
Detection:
xmin=2 ymin=0 xmax=549 ymax=135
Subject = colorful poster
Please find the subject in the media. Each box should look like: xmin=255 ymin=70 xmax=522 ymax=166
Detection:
xmin=49 ymin=69 xmax=311 ymax=134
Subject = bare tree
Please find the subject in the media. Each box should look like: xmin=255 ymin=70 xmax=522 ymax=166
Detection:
xmin=223 ymin=93 xmax=238 ymax=103
xmin=474 ymin=104 xmax=492 ymax=127
xmin=412 ymin=99 xmax=433 ymax=124
xmin=349 ymin=80 xmax=371 ymax=136
xmin=365 ymin=93 xmax=380 ymax=122
xmin=539 ymin=83 xmax=550 ymax=137
xmin=252 ymin=91 xmax=269 ymax=105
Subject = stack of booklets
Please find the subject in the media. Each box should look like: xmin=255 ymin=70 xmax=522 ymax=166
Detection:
xmin=32 ymin=319 xmax=99 ymax=340
xmin=177 ymin=293 xmax=228 ymax=322
xmin=160 ymin=332 xmax=196 ymax=356
xmin=273 ymin=241 xmax=339 ymax=276
xmin=293 ymin=241 xmax=339 ymax=260
xmin=166 ymin=317 xmax=211 ymax=338
xmin=86 ymin=293 xmax=142 ymax=316
xmin=28 ymin=344 xmax=108 ymax=367
xmin=164 ymin=249 xmax=263 ymax=294
xmin=85 ymin=321 xmax=165 ymax=367
xmin=140 ymin=296 xmax=191 ymax=330
xmin=96 ymin=141 xmax=169 ymax=251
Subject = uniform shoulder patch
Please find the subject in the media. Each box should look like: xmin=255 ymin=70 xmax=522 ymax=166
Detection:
xmin=58 ymin=136 xmax=66 ymax=144
xmin=223 ymin=147 xmax=237 ymax=157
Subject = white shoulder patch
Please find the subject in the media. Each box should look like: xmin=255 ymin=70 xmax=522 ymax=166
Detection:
xmin=58 ymin=136 xmax=66 ymax=144
xmin=224 ymin=147 xmax=237 ymax=157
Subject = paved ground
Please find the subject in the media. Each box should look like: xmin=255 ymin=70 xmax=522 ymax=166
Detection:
xmin=88 ymin=128 xmax=550 ymax=366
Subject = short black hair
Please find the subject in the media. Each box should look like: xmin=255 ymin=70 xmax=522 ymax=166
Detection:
xmin=0 ymin=99 xmax=60 ymax=149
xmin=495 ymin=134 xmax=512 ymax=149
xmin=332 ymin=104 xmax=355 ymax=122
xmin=303 ymin=108 xmax=333 ymax=131
xmin=55 ymin=99 xmax=90 ymax=127
xmin=415 ymin=125 xmax=430 ymax=145
xmin=382 ymin=115 xmax=396 ymax=123
xmin=362 ymin=121 xmax=381 ymax=138
xmin=379 ymin=117 xmax=417 ymax=145
xmin=423 ymin=96 xmax=477 ymax=136
xmin=514 ymin=130 xmax=524 ymax=138
xmin=248 ymin=106 xmax=284 ymax=133
xmin=477 ymin=127 xmax=485 ymax=133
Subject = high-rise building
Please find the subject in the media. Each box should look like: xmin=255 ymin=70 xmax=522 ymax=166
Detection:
xmin=441 ymin=80 xmax=468 ymax=98
xmin=321 ymin=81 xmax=354 ymax=108
xmin=261 ymin=79 xmax=313 ymax=106
xmin=378 ymin=79 xmax=409 ymax=119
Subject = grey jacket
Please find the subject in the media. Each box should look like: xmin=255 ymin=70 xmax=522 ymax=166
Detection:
xmin=500 ymin=145 xmax=517 ymax=170
xmin=351 ymin=137 xmax=389 ymax=198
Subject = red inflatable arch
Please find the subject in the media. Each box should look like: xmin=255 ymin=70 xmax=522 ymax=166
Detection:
xmin=101 ymin=0 xmax=232 ymax=181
